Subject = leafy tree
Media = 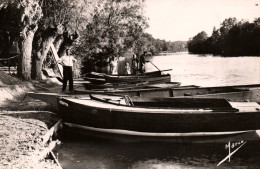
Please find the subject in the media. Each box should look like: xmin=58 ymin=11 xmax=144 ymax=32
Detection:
xmin=188 ymin=17 xmax=260 ymax=56
xmin=0 ymin=0 xmax=42 ymax=80
xmin=187 ymin=31 xmax=208 ymax=54
xmin=31 ymin=0 xmax=94 ymax=79
xmin=77 ymin=0 xmax=148 ymax=74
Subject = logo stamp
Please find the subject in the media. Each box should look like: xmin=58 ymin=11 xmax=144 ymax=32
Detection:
xmin=217 ymin=140 xmax=246 ymax=166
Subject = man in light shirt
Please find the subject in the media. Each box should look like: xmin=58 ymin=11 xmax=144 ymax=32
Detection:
xmin=58 ymin=49 xmax=77 ymax=92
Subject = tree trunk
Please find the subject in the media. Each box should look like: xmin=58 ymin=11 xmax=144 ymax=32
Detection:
xmin=32 ymin=28 xmax=59 ymax=80
xmin=17 ymin=29 xmax=35 ymax=80
xmin=53 ymin=34 xmax=64 ymax=53
xmin=32 ymin=36 xmax=55 ymax=79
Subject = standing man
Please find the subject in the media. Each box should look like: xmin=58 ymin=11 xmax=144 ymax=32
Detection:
xmin=131 ymin=54 xmax=138 ymax=74
xmin=139 ymin=51 xmax=147 ymax=74
xmin=58 ymin=49 xmax=77 ymax=92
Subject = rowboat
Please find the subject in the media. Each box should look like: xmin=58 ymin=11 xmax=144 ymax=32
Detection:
xmin=83 ymin=71 xmax=172 ymax=84
xmin=75 ymin=84 xmax=260 ymax=103
xmin=57 ymin=94 xmax=260 ymax=142
xmin=83 ymin=77 xmax=106 ymax=84
xmin=27 ymin=84 xmax=260 ymax=107
xmin=83 ymin=81 xmax=182 ymax=90
xmin=84 ymin=70 xmax=171 ymax=78
xmin=104 ymin=73 xmax=171 ymax=84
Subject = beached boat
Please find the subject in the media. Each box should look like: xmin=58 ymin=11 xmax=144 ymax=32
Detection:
xmin=27 ymin=91 xmax=260 ymax=142
xmin=58 ymin=94 xmax=260 ymax=137
xmin=75 ymin=84 xmax=260 ymax=103
xmin=27 ymin=83 xmax=260 ymax=108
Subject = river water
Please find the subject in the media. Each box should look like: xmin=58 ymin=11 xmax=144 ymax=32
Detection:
xmin=56 ymin=52 xmax=260 ymax=169
xmin=147 ymin=52 xmax=260 ymax=87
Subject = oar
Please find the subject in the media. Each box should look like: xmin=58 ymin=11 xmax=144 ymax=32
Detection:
xmin=148 ymin=60 xmax=161 ymax=71
xmin=158 ymin=69 xmax=172 ymax=72
xmin=148 ymin=61 xmax=172 ymax=72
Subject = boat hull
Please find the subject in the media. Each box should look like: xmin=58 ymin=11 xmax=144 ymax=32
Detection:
xmin=58 ymin=97 xmax=260 ymax=134
xmin=75 ymin=84 xmax=260 ymax=102
xmin=104 ymin=74 xmax=171 ymax=84
xmin=64 ymin=122 xmax=260 ymax=143
xmin=83 ymin=81 xmax=181 ymax=90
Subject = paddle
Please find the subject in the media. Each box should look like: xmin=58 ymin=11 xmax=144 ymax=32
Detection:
xmin=148 ymin=60 xmax=160 ymax=71
xmin=148 ymin=61 xmax=172 ymax=72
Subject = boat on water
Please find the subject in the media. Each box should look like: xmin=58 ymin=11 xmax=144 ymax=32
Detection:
xmin=27 ymin=83 xmax=260 ymax=110
xmin=83 ymin=81 xmax=181 ymax=90
xmin=103 ymin=73 xmax=171 ymax=84
xmin=57 ymin=94 xmax=260 ymax=142
xmin=83 ymin=70 xmax=172 ymax=84
xmin=84 ymin=70 xmax=171 ymax=79
xmin=82 ymin=70 xmax=180 ymax=89
xmin=75 ymin=83 xmax=260 ymax=103
xmin=27 ymin=91 xmax=260 ymax=142
xmin=83 ymin=76 xmax=106 ymax=84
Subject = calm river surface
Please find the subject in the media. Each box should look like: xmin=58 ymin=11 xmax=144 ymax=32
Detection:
xmin=57 ymin=52 xmax=260 ymax=169
xmin=147 ymin=52 xmax=260 ymax=86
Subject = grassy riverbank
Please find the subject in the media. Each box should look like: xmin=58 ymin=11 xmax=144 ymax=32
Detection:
xmin=0 ymin=71 xmax=62 ymax=168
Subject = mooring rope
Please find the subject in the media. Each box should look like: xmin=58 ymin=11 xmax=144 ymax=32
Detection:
xmin=0 ymin=55 xmax=18 ymax=61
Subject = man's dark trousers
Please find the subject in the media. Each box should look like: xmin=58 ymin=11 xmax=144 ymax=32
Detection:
xmin=62 ymin=66 xmax=73 ymax=91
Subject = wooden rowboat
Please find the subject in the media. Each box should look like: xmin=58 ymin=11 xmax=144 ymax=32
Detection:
xmin=83 ymin=71 xmax=171 ymax=84
xmin=84 ymin=70 xmax=171 ymax=78
xmin=27 ymin=83 xmax=260 ymax=108
xmin=83 ymin=81 xmax=181 ymax=90
xmin=27 ymin=91 xmax=260 ymax=142
xmin=104 ymin=73 xmax=171 ymax=84
xmin=83 ymin=77 xmax=106 ymax=84
xmin=57 ymin=94 xmax=260 ymax=140
xmin=75 ymin=84 xmax=260 ymax=103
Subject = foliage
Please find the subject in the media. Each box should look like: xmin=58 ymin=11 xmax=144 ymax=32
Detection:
xmin=0 ymin=0 xmax=188 ymax=78
xmin=0 ymin=0 xmax=42 ymax=39
xmin=32 ymin=0 xmax=93 ymax=79
xmin=188 ymin=17 xmax=260 ymax=56
xmin=76 ymin=0 xmax=148 ymax=73
xmin=135 ymin=33 xmax=187 ymax=55
xmin=187 ymin=31 xmax=210 ymax=54
xmin=0 ymin=0 xmax=42 ymax=80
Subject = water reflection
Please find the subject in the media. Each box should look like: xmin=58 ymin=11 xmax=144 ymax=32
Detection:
xmin=56 ymin=129 xmax=260 ymax=169
xmin=147 ymin=52 xmax=260 ymax=86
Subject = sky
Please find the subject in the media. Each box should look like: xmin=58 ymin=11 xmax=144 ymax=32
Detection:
xmin=144 ymin=0 xmax=260 ymax=41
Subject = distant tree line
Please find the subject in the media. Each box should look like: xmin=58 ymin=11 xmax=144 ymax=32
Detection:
xmin=188 ymin=17 xmax=260 ymax=56
xmin=132 ymin=33 xmax=187 ymax=56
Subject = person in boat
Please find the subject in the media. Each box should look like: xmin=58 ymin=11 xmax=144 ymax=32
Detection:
xmin=125 ymin=62 xmax=131 ymax=75
xmin=58 ymin=49 xmax=77 ymax=92
xmin=139 ymin=51 xmax=147 ymax=74
xmin=131 ymin=54 xmax=138 ymax=74
xmin=110 ymin=57 xmax=118 ymax=75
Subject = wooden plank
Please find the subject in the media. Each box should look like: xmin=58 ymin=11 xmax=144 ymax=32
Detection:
xmin=41 ymin=120 xmax=63 ymax=145
xmin=50 ymin=43 xmax=63 ymax=78
xmin=50 ymin=151 xmax=63 ymax=169
xmin=27 ymin=92 xmax=66 ymax=110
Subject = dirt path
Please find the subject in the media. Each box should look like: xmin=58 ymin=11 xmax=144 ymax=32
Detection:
xmin=0 ymin=72 xmax=63 ymax=168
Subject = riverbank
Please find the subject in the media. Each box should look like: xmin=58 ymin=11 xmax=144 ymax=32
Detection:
xmin=0 ymin=71 xmax=63 ymax=168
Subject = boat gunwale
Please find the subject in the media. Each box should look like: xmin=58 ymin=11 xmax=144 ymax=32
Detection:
xmin=59 ymin=96 xmax=257 ymax=114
